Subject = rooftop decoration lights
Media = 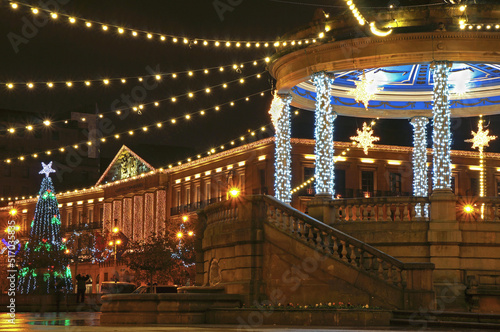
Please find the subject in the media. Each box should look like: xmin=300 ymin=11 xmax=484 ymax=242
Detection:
xmin=410 ymin=117 xmax=429 ymax=217
xmin=271 ymin=93 xmax=293 ymax=203
xmin=347 ymin=71 xmax=383 ymax=110
xmin=312 ymin=72 xmax=336 ymax=198
xmin=465 ymin=116 xmax=497 ymax=198
xmin=431 ymin=62 xmax=452 ymax=190
xmin=350 ymin=122 xmax=380 ymax=155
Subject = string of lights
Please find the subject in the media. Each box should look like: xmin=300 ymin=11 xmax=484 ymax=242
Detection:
xmin=410 ymin=116 xmax=429 ymax=217
xmin=271 ymin=93 xmax=293 ymax=204
xmin=2 ymin=57 xmax=270 ymax=90
xmin=0 ymin=115 xmax=278 ymax=202
xmin=3 ymin=71 xmax=266 ymax=133
xmin=431 ymin=62 xmax=452 ymax=191
xmin=312 ymin=72 xmax=336 ymax=198
xmin=8 ymin=1 xmax=320 ymax=48
xmin=3 ymin=89 xmax=271 ymax=165
xmin=290 ymin=119 xmax=380 ymax=196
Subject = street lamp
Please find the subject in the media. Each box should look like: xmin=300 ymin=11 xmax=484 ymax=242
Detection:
xmin=108 ymin=229 xmax=122 ymax=265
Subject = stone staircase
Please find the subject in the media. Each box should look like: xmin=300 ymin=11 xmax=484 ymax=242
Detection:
xmin=391 ymin=310 xmax=500 ymax=330
xmin=262 ymin=195 xmax=434 ymax=309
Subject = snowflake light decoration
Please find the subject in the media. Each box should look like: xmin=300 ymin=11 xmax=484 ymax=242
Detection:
xmin=465 ymin=120 xmax=497 ymax=150
xmin=350 ymin=122 xmax=380 ymax=155
xmin=269 ymin=93 xmax=284 ymax=128
xmin=347 ymin=71 xmax=383 ymax=110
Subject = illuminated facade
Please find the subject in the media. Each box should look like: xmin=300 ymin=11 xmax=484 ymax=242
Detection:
xmin=2 ymin=137 xmax=500 ymax=291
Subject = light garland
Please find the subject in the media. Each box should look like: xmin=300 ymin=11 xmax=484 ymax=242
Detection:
xmin=465 ymin=116 xmax=497 ymax=198
xmin=347 ymin=71 xmax=383 ymax=110
xmin=343 ymin=0 xmax=366 ymax=26
xmin=350 ymin=122 xmax=380 ymax=155
xmin=431 ymin=62 xmax=452 ymax=191
xmin=290 ymin=177 xmax=315 ymax=194
xmin=3 ymin=70 xmax=266 ymax=133
xmin=2 ymin=58 xmax=268 ymax=91
xmin=410 ymin=117 xmax=429 ymax=217
xmin=3 ymin=88 xmax=270 ymax=164
xmin=271 ymin=93 xmax=293 ymax=204
xmin=8 ymin=2 xmax=317 ymax=48
xmin=312 ymin=72 xmax=336 ymax=198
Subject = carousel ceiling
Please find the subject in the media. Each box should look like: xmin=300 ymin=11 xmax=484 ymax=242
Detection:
xmin=292 ymin=62 xmax=500 ymax=118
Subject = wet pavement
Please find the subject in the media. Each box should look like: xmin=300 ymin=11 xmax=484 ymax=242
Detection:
xmin=0 ymin=312 xmax=483 ymax=331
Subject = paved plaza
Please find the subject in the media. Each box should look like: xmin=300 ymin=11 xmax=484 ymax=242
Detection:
xmin=0 ymin=312 xmax=484 ymax=332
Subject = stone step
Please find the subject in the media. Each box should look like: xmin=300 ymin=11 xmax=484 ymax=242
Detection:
xmin=391 ymin=310 xmax=500 ymax=330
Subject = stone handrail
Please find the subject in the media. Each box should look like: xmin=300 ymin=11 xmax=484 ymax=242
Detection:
xmin=457 ymin=196 xmax=500 ymax=222
xmin=311 ymin=196 xmax=430 ymax=223
xmin=261 ymin=195 xmax=433 ymax=290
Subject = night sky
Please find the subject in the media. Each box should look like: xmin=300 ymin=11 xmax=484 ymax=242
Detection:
xmin=1 ymin=0 xmax=499 ymax=166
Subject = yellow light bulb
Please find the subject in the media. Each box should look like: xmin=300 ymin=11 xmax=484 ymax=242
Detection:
xmin=155 ymin=75 xmax=161 ymax=80
xmin=51 ymin=13 xmax=58 ymax=19
xmin=31 ymin=8 xmax=39 ymax=14
xmin=85 ymin=81 xmax=91 ymax=86
xmin=226 ymin=41 xmax=231 ymax=47
xmin=26 ymin=125 xmax=33 ymax=131
xmin=176 ymin=232 xmax=183 ymax=239
xmin=118 ymin=28 xmax=124 ymax=34
xmin=27 ymin=83 xmax=34 ymax=88
xmin=171 ymin=119 xmax=176 ymax=124
xmin=132 ymin=31 xmax=138 ymax=37
xmin=147 ymin=33 xmax=152 ymax=39
xmin=85 ymin=22 xmax=92 ymax=27
xmin=47 ymin=82 xmax=53 ymax=88
xmin=66 ymin=82 xmax=72 ymax=87
xmin=7 ymin=83 xmax=14 ymax=89
xmin=43 ymin=120 xmax=51 ymax=126
xmin=69 ymin=17 xmax=76 ymax=24
xmin=10 ymin=3 xmax=18 ymax=9
xmin=103 ymin=79 xmax=109 ymax=85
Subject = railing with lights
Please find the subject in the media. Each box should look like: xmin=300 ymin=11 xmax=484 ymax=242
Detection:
xmin=457 ymin=197 xmax=500 ymax=222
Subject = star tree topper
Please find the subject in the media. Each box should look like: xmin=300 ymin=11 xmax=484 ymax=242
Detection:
xmin=347 ymin=71 xmax=383 ymax=110
xmin=465 ymin=120 xmax=497 ymax=150
xmin=39 ymin=161 xmax=56 ymax=178
xmin=350 ymin=122 xmax=380 ymax=155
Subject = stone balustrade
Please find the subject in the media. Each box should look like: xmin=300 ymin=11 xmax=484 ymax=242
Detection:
xmin=457 ymin=197 xmax=500 ymax=222
xmin=262 ymin=195 xmax=433 ymax=292
xmin=308 ymin=196 xmax=430 ymax=224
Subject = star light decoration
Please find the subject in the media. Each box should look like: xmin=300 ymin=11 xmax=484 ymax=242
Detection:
xmin=350 ymin=122 xmax=380 ymax=155
xmin=39 ymin=161 xmax=56 ymax=178
xmin=465 ymin=117 xmax=497 ymax=198
xmin=347 ymin=71 xmax=383 ymax=110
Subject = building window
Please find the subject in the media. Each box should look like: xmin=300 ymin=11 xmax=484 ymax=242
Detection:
xmin=470 ymin=178 xmax=479 ymax=196
xmin=99 ymin=207 xmax=104 ymax=221
xmin=259 ymin=169 xmax=267 ymax=194
xmin=361 ymin=171 xmax=374 ymax=195
xmin=78 ymin=211 xmax=83 ymax=223
xmin=88 ymin=208 xmax=93 ymax=223
xmin=389 ymin=172 xmax=402 ymax=195
xmin=217 ymin=180 xmax=222 ymax=201
xmin=239 ymin=174 xmax=245 ymax=192
xmin=451 ymin=176 xmax=457 ymax=194
xmin=185 ymin=188 xmax=191 ymax=206
xmin=335 ymin=169 xmax=346 ymax=198
xmin=176 ymin=190 xmax=181 ymax=207
xmin=195 ymin=186 xmax=201 ymax=205
xmin=205 ymin=182 xmax=211 ymax=201
xmin=303 ymin=167 xmax=315 ymax=195
xmin=68 ymin=212 xmax=72 ymax=225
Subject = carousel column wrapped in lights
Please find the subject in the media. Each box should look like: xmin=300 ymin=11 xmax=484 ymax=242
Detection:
xmin=410 ymin=116 xmax=430 ymax=217
xmin=312 ymin=72 xmax=337 ymax=198
xmin=270 ymin=93 xmax=293 ymax=203
xmin=431 ymin=62 xmax=452 ymax=191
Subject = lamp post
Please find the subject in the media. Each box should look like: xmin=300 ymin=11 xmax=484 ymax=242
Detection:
xmin=109 ymin=227 xmax=121 ymax=265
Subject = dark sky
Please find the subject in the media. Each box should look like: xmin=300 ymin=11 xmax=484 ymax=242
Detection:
xmin=0 ymin=0 xmax=498 ymax=162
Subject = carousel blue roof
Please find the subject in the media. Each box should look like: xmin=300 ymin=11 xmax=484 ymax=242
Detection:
xmin=292 ymin=62 xmax=500 ymax=116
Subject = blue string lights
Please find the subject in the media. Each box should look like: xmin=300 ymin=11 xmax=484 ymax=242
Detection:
xmin=312 ymin=72 xmax=337 ymax=198
xmin=271 ymin=93 xmax=293 ymax=204
xmin=431 ymin=62 xmax=452 ymax=191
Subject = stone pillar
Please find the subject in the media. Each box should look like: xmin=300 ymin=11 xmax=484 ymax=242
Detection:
xmin=103 ymin=201 xmax=112 ymax=233
xmin=122 ymin=197 xmax=133 ymax=239
xmin=133 ymin=194 xmax=144 ymax=241
xmin=410 ymin=116 xmax=429 ymax=217
xmin=312 ymin=72 xmax=337 ymax=198
xmin=272 ymin=93 xmax=293 ymax=204
xmin=144 ymin=192 xmax=155 ymax=238
xmin=428 ymin=61 xmax=464 ymax=309
xmin=156 ymin=188 xmax=167 ymax=235
xmin=112 ymin=199 xmax=122 ymax=230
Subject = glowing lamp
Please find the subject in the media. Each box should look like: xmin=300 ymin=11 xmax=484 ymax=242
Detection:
xmin=112 ymin=227 xmax=119 ymax=233
xmin=116 ymin=240 xmax=122 ymax=245
xmin=229 ymin=188 xmax=241 ymax=198
xmin=464 ymin=205 xmax=474 ymax=214
xmin=9 ymin=209 xmax=17 ymax=216
xmin=176 ymin=232 xmax=183 ymax=239
xmin=109 ymin=241 xmax=114 ymax=246
xmin=188 ymin=231 xmax=194 ymax=236
xmin=65 ymin=249 xmax=70 ymax=254
xmin=182 ymin=215 xmax=189 ymax=223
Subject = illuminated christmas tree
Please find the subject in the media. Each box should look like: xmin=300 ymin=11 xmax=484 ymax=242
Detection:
xmin=18 ymin=162 xmax=73 ymax=294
